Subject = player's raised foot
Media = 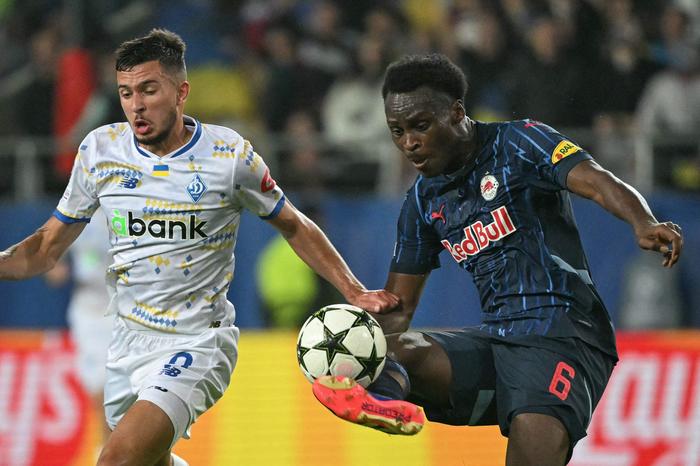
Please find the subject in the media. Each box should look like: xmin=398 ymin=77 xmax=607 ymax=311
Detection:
xmin=312 ymin=375 xmax=425 ymax=435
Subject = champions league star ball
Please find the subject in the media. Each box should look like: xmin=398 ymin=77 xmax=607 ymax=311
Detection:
xmin=296 ymin=304 xmax=387 ymax=387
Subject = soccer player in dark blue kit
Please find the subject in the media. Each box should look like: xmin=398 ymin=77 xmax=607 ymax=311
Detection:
xmin=312 ymin=54 xmax=684 ymax=465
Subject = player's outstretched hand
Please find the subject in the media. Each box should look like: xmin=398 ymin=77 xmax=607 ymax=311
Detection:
xmin=347 ymin=289 xmax=400 ymax=314
xmin=636 ymin=221 xmax=683 ymax=268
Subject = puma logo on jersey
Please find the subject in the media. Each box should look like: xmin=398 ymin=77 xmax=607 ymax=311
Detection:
xmin=111 ymin=210 xmax=207 ymax=239
xmin=441 ymin=206 xmax=516 ymax=263
xmin=430 ymin=204 xmax=446 ymax=224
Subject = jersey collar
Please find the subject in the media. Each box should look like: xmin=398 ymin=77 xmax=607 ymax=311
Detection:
xmin=132 ymin=115 xmax=202 ymax=159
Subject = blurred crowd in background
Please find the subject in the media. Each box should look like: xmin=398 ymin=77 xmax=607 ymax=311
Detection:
xmin=0 ymin=0 xmax=699 ymax=201
xmin=0 ymin=0 xmax=698 ymax=332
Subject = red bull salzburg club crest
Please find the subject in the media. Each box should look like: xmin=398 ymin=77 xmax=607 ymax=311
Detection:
xmin=480 ymin=174 xmax=499 ymax=201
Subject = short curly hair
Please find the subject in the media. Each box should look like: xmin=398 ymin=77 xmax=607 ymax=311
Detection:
xmin=115 ymin=28 xmax=187 ymax=79
xmin=382 ymin=54 xmax=467 ymax=101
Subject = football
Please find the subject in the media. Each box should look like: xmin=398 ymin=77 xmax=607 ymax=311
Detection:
xmin=296 ymin=304 xmax=387 ymax=387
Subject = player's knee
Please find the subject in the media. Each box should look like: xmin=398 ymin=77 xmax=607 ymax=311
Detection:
xmin=386 ymin=331 xmax=433 ymax=369
xmin=508 ymin=413 xmax=569 ymax=466
xmin=96 ymin=445 xmax=129 ymax=466
xmin=96 ymin=445 xmax=173 ymax=466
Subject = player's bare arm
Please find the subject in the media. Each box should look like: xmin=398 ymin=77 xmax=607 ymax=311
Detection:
xmin=376 ymin=272 xmax=429 ymax=334
xmin=567 ymin=159 xmax=683 ymax=267
xmin=267 ymin=200 xmax=399 ymax=312
xmin=0 ymin=217 xmax=86 ymax=280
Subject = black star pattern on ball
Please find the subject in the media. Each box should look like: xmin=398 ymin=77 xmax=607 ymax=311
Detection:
xmin=346 ymin=307 xmax=380 ymax=335
xmin=354 ymin=343 xmax=384 ymax=381
xmin=313 ymin=306 xmax=341 ymax=323
xmin=315 ymin=326 xmax=352 ymax=365
xmin=297 ymin=344 xmax=312 ymax=369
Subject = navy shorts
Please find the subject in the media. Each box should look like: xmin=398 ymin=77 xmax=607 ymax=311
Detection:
xmin=411 ymin=328 xmax=615 ymax=450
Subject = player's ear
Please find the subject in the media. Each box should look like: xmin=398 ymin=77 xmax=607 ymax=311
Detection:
xmin=177 ymin=81 xmax=190 ymax=105
xmin=450 ymin=100 xmax=466 ymax=123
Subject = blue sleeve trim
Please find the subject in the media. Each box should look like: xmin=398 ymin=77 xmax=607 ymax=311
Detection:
xmin=52 ymin=209 xmax=91 ymax=224
xmin=556 ymin=152 xmax=593 ymax=188
xmin=260 ymin=196 xmax=286 ymax=220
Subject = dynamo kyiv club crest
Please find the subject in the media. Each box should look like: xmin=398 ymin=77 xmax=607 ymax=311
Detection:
xmin=186 ymin=173 xmax=207 ymax=203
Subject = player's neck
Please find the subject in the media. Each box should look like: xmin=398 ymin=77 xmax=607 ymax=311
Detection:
xmin=142 ymin=122 xmax=192 ymax=157
xmin=461 ymin=117 xmax=478 ymax=164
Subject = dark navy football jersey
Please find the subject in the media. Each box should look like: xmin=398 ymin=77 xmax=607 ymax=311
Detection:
xmin=390 ymin=119 xmax=617 ymax=358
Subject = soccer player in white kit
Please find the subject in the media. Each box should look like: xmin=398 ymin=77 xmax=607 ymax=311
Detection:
xmin=44 ymin=208 xmax=113 ymax=448
xmin=0 ymin=29 xmax=399 ymax=466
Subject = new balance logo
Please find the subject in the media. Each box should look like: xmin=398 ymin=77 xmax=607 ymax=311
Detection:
xmin=111 ymin=210 xmax=207 ymax=239
xmin=441 ymin=206 xmax=516 ymax=263
xmin=119 ymin=176 xmax=139 ymax=189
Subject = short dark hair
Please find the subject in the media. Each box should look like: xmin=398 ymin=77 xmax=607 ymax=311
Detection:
xmin=115 ymin=29 xmax=187 ymax=79
xmin=382 ymin=54 xmax=467 ymax=101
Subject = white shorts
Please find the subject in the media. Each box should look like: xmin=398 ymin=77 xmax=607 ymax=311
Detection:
xmin=104 ymin=317 xmax=239 ymax=447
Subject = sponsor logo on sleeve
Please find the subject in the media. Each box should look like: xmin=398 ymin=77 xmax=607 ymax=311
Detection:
xmin=260 ymin=168 xmax=277 ymax=193
xmin=551 ymin=140 xmax=582 ymax=164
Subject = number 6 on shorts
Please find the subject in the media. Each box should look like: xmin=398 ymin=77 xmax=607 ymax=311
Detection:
xmin=549 ymin=361 xmax=575 ymax=401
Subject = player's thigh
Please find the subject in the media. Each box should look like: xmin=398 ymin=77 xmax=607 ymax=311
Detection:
xmin=493 ymin=340 xmax=614 ymax=457
xmin=506 ymin=412 xmax=569 ymax=466
xmin=105 ymin=319 xmax=239 ymax=446
xmin=386 ymin=330 xmax=452 ymax=402
xmin=97 ymin=399 xmax=173 ymax=466
xmin=390 ymin=328 xmax=498 ymax=424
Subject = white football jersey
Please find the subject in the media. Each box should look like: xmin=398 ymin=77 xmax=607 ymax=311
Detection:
xmin=55 ymin=116 xmax=285 ymax=334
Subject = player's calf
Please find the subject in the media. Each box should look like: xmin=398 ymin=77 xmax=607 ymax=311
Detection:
xmin=312 ymin=375 xmax=425 ymax=435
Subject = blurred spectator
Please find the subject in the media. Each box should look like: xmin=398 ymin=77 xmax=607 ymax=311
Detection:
xmin=636 ymin=42 xmax=700 ymax=135
xmin=401 ymin=0 xmax=457 ymax=58
xmin=499 ymin=0 xmax=539 ymax=42
xmin=362 ymin=4 xmax=408 ymax=58
xmin=259 ymin=26 xmax=313 ymax=132
xmin=547 ymin=0 xmax=604 ymax=61
xmin=601 ymin=0 xmax=643 ymax=47
xmin=10 ymin=24 xmax=62 ymax=137
xmin=508 ymin=16 xmax=592 ymax=126
xmin=457 ymin=8 xmax=512 ymax=121
xmin=52 ymin=45 xmax=96 ymax=178
xmin=256 ymin=232 xmax=320 ymax=328
xmin=321 ymin=35 xmax=405 ymax=195
xmin=277 ymin=110 xmax=326 ymax=200
xmin=321 ymin=35 xmax=387 ymax=147
xmin=595 ymin=40 xmax=658 ymax=117
xmin=592 ymin=114 xmax=637 ymax=184
xmin=635 ymin=40 xmax=700 ymax=189
xmin=56 ymin=46 xmax=123 ymax=158
xmin=649 ymin=4 xmax=695 ymax=68
xmin=296 ymin=0 xmax=355 ymax=112
xmin=589 ymin=1 xmax=659 ymax=183
xmin=255 ymin=204 xmax=341 ymax=328
xmin=2 ymin=0 xmax=700 ymax=198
